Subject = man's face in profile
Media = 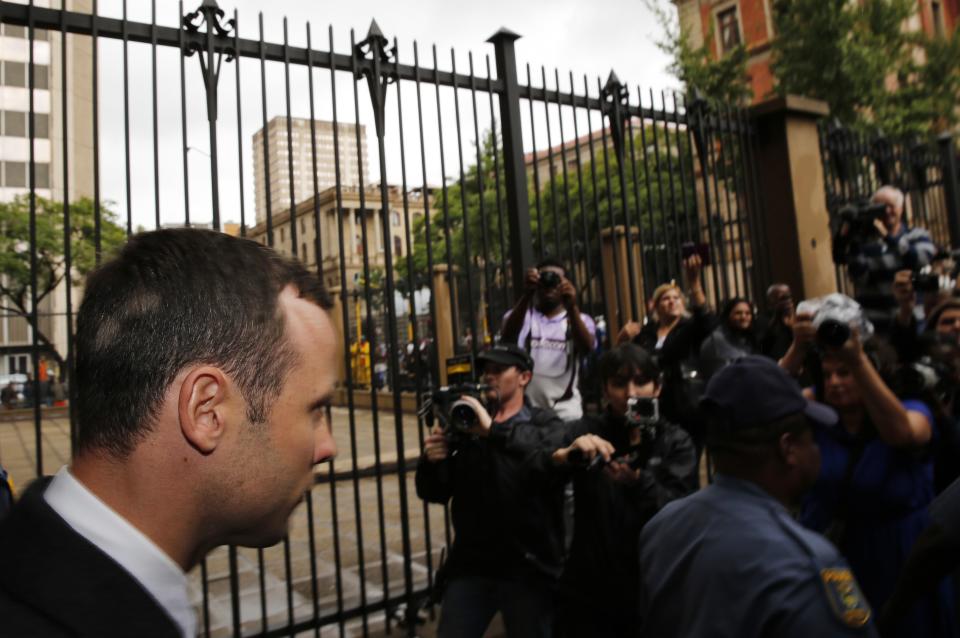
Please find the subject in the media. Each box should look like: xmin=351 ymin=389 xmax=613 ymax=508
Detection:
xmin=225 ymin=287 xmax=339 ymax=546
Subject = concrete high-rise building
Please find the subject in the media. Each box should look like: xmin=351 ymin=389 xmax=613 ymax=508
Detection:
xmin=1 ymin=0 xmax=94 ymax=379
xmin=252 ymin=116 xmax=368 ymax=224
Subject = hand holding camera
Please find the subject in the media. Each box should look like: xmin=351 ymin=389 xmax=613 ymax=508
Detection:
xmin=423 ymin=427 xmax=449 ymax=463
xmin=554 ymin=434 xmax=615 ymax=469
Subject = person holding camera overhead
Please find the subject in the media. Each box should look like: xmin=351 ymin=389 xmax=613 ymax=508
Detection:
xmin=415 ymin=343 xmax=567 ymax=638
xmin=500 ymin=258 xmax=596 ymax=422
xmin=550 ymin=344 xmax=697 ymax=637
xmin=833 ymin=185 xmax=937 ymax=331
xmin=779 ymin=297 xmax=956 ymax=638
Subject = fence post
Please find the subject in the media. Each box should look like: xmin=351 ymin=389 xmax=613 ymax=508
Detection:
xmin=487 ymin=29 xmax=534 ymax=299
xmin=939 ymin=133 xmax=960 ymax=249
xmin=750 ymin=95 xmax=836 ymax=299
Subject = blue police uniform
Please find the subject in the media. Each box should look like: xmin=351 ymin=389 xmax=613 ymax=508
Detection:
xmin=640 ymin=473 xmax=877 ymax=637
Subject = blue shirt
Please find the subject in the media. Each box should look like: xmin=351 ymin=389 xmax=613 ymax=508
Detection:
xmin=640 ymin=474 xmax=877 ymax=637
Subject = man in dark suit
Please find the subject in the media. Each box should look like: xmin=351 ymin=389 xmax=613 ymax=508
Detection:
xmin=0 ymin=229 xmax=339 ymax=637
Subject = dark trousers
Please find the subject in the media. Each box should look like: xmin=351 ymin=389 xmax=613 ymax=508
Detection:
xmin=437 ymin=576 xmax=554 ymax=638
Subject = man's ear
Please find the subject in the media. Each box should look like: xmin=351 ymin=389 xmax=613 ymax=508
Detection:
xmin=777 ymin=431 xmax=800 ymax=468
xmin=519 ymin=369 xmax=533 ymax=387
xmin=178 ymin=367 xmax=231 ymax=454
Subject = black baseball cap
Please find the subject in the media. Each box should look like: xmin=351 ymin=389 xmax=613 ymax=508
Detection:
xmin=700 ymin=355 xmax=837 ymax=431
xmin=476 ymin=343 xmax=534 ymax=372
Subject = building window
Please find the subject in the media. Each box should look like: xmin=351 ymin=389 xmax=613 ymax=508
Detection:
xmin=3 ymin=111 xmax=25 ymax=137
xmin=717 ymin=6 xmax=741 ymax=53
xmin=932 ymin=0 xmax=945 ymax=37
xmin=394 ymin=235 xmax=403 ymax=257
xmin=35 ymin=163 xmax=50 ymax=189
xmin=391 ymin=211 xmax=401 ymax=227
xmin=34 ymin=113 xmax=49 ymax=138
xmin=302 ymin=243 xmax=308 ymax=262
xmin=4 ymin=162 xmax=26 ymax=187
xmin=3 ymin=61 xmax=25 ymax=88
xmin=280 ymin=227 xmax=285 ymax=242
xmin=33 ymin=64 xmax=49 ymax=90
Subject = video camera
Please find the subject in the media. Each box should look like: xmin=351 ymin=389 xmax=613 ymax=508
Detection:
xmin=836 ymin=201 xmax=887 ymax=237
xmin=418 ymin=354 xmax=494 ymax=436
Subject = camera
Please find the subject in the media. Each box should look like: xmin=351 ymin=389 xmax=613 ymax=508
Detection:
xmin=568 ymin=397 xmax=663 ymax=472
xmin=816 ymin=319 xmax=851 ymax=349
xmin=837 ymin=201 xmax=887 ymax=236
xmin=893 ymin=356 xmax=953 ymax=404
xmin=429 ymin=384 xmax=491 ymax=433
xmin=419 ymin=354 xmax=494 ymax=436
xmin=539 ymin=269 xmax=561 ymax=289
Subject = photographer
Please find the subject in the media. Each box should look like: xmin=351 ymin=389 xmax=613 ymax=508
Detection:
xmin=415 ymin=343 xmax=567 ymax=638
xmin=550 ymin=344 xmax=697 ymax=637
xmin=833 ymin=185 xmax=937 ymax=330
xmin=501 ymin=258 xmax=596 ymax=422
xmin=780 ymin=299 xmax=955 ymax=637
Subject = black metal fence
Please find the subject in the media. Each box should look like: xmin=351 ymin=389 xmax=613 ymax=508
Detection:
xmin=0 ymin=2 xmax=767 ymax=636
xmin=818 ymin=121 xmax=960 ymax=292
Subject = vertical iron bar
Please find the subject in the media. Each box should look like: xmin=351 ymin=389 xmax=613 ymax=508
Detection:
xmin=938 ymin=134 xmax=960 ymax=248
xmin=625 ymin=107 xmax=650 ymax=301
xmin=660 ymin=91 xmax=683 ymax=282
xmin=200 ymin=557 xmax=211 ymax=638
xmin=204 ymin=1 xmax=220 ymax=230
xmin=648 ymin=89 xmax=673 ymax=285
xmin=741 ymin=106 xmax=771 ymax=297
xmin=705 ymin=105 xmax=731 ymax=304
xmin=233 ymin=10 xmax=245 ymax=234
xmin=350 ymin=29 xmax=391 ymax=631
xmin=598 ymin=77 xmax=628 ymax=323
xmin=122 ymin=0 xmax=131 ymax=235
xmin=179 ymin=0 xmax=191 ymax=227
xmin=554 ymin=69 xmax=578 ymax=293
xmin=304 ymin=490 xmax=320 ymax=637
xmin=151 ymin=0 xmax=159 ymax=228
xmin=527 ymin=64 xmax=544 ymax=260
xmin=451 ymin=50 xmax=480 ymax=358
xmin=671 ymin=93 xmax=693 ymax=243
xmin=92 ymin=0 xmax=101 ymax=261
xmin=610 ymin=85 xmax=639 ymax=320
xmin=433 ymin=45 xmax=459 ymax=348
xmin=259 ymin=13 xmax=273 ymax=245
xmin=415 ymin=38 xmax=453 ymax=574
xmin=283 ymin=18 xmax=297 ymax=258
xmin=283 ymin=537 xmax=294 ymax=630
xmin=469 ymin=52 xmax=494 ymax=343
xmin=330 ymin=24 xmax=368 ymax=638
xmin=714 ymin=105 xmax=740 ymax=299
xmin=570 ymin=71 xmax=599 ymax=317
xmin=638 ymin=97 xmax=662 ymax=286
xmin=27 ymin=0 xmax=41 ymax=477
xmin=487 ymin=56 xmax=508 ymax=318
xmin=725 ymin=104 xmax=754 ymax=301
xmin=60 ymin=0 xmax=77 ymax=452
xmin=257 ymin=549 xmax=267 ymax=634
xmin=227 ymin=546 xmax=241 ymax=637
xmin=487 ymin=29 xmax=535 ymax=298
xmin=542 ymin=66 xmax=561 ymax=257
xmin=690 ymin=100 xmax=722 ymax=307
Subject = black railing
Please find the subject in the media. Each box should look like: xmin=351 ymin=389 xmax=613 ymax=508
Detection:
xmin=0 ymin=2 xmax=766 ymax=636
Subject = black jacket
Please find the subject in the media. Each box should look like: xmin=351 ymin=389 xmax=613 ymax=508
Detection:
xmin=415 ymin=404 xmax=567 ymax=585
xmin=560 ymin=413 xmax=698 ymax=620
xmin=0 ymin=478 xmax=182 ymax=637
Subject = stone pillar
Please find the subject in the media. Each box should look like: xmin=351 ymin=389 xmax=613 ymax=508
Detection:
xmin=431 ymin=265 xmax=457 ymax=385
xmin=750 ymin=95 xmax=836 ymax=300
xmin=600 ymin=226 xmax=645 ymax=340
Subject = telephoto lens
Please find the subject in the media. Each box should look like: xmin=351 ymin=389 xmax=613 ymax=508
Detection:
xmin=449 ymin=399 xmax=481 ymax=432
xmin=816 ymin=319 xmax=850 ymax=349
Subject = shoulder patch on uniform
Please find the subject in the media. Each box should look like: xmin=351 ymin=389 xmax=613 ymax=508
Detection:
xmin=821 ymin=568 xmax=871 ymax=629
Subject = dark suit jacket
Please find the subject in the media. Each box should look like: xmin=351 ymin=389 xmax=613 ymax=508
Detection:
xmin=0 ymin=477 xmax=183 ymax=637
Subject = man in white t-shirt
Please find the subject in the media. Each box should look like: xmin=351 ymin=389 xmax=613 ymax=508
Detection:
xmin=0 ymin=229 xmax=338 ymax=637
xmin=501 ymin=258 xmax=596 ymax=421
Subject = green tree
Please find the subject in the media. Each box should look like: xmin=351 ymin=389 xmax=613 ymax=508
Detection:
xmin=0 ymin=195 xmax=125 ymax=364
xmin=646 ymin=0 xmax=753 ymax=104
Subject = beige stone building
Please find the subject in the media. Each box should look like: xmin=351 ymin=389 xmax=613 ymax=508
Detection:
xmin=2 ymin=0 xmax=94 ymax=379
xmin=247 ymin=183 xmax=426 ymax=293
xmin=252 ymin=116 xmax=369 ymax=226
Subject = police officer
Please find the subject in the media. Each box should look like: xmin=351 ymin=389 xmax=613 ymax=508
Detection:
xmin=416 ymin=343 xmax=566 ymax=638
xmin=639 ymin=355 xmax=878 ymax=637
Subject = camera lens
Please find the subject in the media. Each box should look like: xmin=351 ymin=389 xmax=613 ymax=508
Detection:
xmin=817 ymin=319 xmax=850 ymax=349
xmin=449 ymin=400 xmax=479 ymax=432
xmin=539 ymin=270 xmax=561 ymax=289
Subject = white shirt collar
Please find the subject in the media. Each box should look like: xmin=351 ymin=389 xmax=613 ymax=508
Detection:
xmin=44 ymin=466 xmax=196 ymax=638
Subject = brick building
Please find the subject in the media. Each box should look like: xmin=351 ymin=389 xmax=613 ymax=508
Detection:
xmin=673 ymin=0 xmax=960 ymax=103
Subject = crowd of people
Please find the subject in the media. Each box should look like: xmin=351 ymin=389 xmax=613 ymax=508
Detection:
xmin=417 ymin=184 xmax=960 ymax=637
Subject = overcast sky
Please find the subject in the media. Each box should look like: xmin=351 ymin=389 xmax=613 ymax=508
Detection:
xmin=89 ymin=0 xmax=677 ymax=230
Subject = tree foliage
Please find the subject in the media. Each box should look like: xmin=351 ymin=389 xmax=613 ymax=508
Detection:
xmin=646 ymin=0 xmax=753 ymax=105
xmin=0 ymin=196 xmax=125 ymax=362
